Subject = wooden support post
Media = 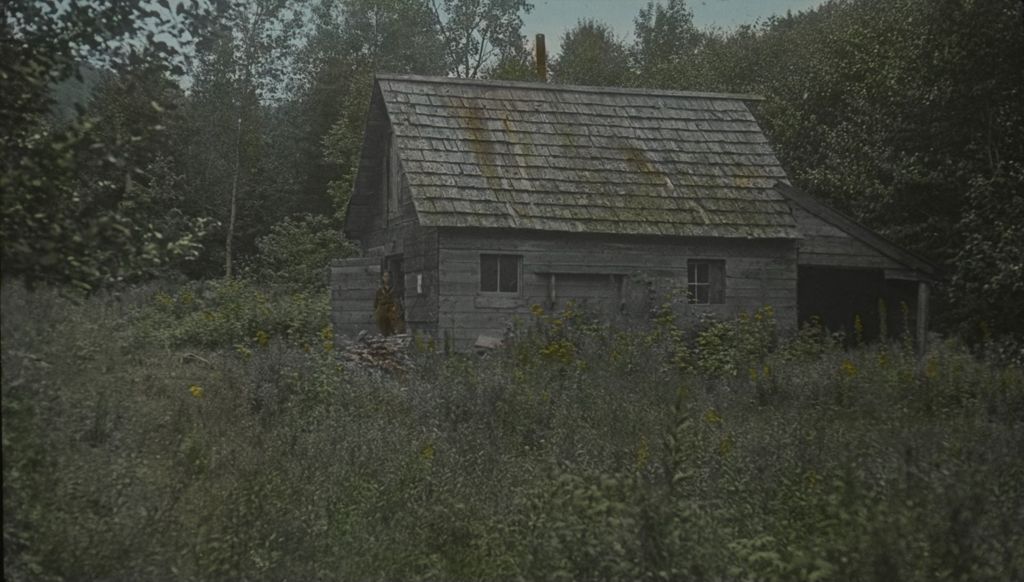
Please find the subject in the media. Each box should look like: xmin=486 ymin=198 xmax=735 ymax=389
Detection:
xmin=916 ymin=281 xmax=930 ymax=356
xmin=616 ymin=274 xmax=626 ymax=313
xmin=548 ymin=273 xmax=557 ymax=307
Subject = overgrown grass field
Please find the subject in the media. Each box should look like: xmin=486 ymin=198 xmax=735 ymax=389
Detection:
xmin=3 ymin=282 xmax=1022 ymax=581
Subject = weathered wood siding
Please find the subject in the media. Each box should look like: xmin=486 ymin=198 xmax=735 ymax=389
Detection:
xmin=793 ymin=206 xmax=907 ymax=271
xmin=437 ymin=228 xmax=797 ymax=348
xmin=344 ymin=88 xmax=388 ymax=238
xmin=330 ymin=257 xmax=379 ymax=337
xmin=337 ymin=115 xmax=441 ymax=338
xmin=379 ymin=226 xmax=439 ymax=337
xmin=356 ymin=167 xmax=439 ymax=337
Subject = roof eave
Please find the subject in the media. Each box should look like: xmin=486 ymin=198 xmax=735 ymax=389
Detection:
xmin=774 ymin=182 xmax=938 ymax=279
xmin=423 ymin=221 xmax=800 ymax=240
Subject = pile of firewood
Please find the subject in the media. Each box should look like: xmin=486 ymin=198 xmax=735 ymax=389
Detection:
xmin=338 ymin=331 xmax=412 ymax=371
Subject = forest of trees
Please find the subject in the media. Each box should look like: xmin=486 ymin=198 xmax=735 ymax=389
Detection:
xmin=3 ymin=0 xmax=1022 ymax=343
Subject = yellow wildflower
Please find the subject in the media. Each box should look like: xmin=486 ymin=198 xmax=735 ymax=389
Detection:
xmin=420 ymin=443 xmax=435 ymax=461
xmin=255 ymin=330 xmax=270 ymax=347
xmin=704 ymin=408 xmax=723 ymax=424
xmin=840 ymin=360 xmax=857 ymax=377
xmin=719 ymin=435 xmax=734 ymax=456
xmin=540 ymin=339 xmax=574 ymax=362
xmin=189 ymin=384 xmax=204 ymax=399
xmin=805 ymin=470 xmax=819 ymax=489
xmin=635 ymin=435 xmax=650 ymax=470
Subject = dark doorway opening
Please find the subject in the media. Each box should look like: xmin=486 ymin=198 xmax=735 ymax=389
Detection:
xmin=383 ymin=254 xmax=406 ymax=332
xmin=798 ymin=266 xmax=917 ymax=342
xmin=384 ymin=254 xmax=404 ymax=298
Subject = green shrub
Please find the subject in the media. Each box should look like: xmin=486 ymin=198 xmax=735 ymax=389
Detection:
xmin=694 ymin=305 xmax=778 ymax=378
xmin=247 ymin=214 xmax=357 ymax=292
xmin=140 ymin=278 xmax=329 ymax=350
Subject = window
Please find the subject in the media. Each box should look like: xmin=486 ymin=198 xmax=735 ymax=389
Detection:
xmin=480 ymin=254 xmax=521 ymax=293
xmin=688 ymin=259 xmax=725 ymax=304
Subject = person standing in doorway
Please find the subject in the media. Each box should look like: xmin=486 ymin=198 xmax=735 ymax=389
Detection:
xmin=374 ymin=271 xmax=399 ymax=336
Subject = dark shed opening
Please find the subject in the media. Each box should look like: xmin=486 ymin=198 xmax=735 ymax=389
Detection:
xmin=798 ymin=266 xmax=919 ymax=342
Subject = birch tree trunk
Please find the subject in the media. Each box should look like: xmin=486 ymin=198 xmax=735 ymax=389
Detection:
xmin=225 ymin=110 xmax=242 ymax=279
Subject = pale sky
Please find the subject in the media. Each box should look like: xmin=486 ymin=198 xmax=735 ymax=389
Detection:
xmin=523 ymin=0 xmax=827 ymax=54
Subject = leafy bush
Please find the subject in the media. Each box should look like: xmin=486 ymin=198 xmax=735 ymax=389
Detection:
xmin=694 ymin=306 xmax=778 ymax=377
xmin=247 ymin=214 xmax=357 ymax=292
xmin=141 ymin=278 xmax=329 ymax=349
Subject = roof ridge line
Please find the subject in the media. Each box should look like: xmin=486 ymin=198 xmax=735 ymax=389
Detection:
xmin=375 ymin=73 xmax=765 ymax=102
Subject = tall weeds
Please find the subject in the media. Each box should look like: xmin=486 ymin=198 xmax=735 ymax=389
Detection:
xmin=3 ymin=284 xmax=1023 ymax=580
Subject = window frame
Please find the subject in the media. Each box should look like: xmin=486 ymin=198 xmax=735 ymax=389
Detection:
xmin=687 ymin=259 xmax=725 ymax=304
xmin=479 ymin=253 xmax=523 ymax=295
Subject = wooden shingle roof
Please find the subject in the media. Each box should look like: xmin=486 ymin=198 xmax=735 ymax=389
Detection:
xmin=376 ymin=74 xmax=799 ymax=238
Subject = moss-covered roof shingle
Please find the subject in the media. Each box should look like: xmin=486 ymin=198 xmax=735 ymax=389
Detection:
xmin=377 ymin=74 xmax=798 ymax=239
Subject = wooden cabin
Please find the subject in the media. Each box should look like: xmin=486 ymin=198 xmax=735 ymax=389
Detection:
xmin=332 ymin=74 xmax=935 ymax=350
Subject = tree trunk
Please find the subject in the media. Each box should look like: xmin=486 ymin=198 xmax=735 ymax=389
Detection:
xmin=225 ymin=110 xmax=243 ymax=279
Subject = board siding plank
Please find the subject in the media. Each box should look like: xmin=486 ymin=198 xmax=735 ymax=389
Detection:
xmin=435 ymin=228 xmax=797 ymax=348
